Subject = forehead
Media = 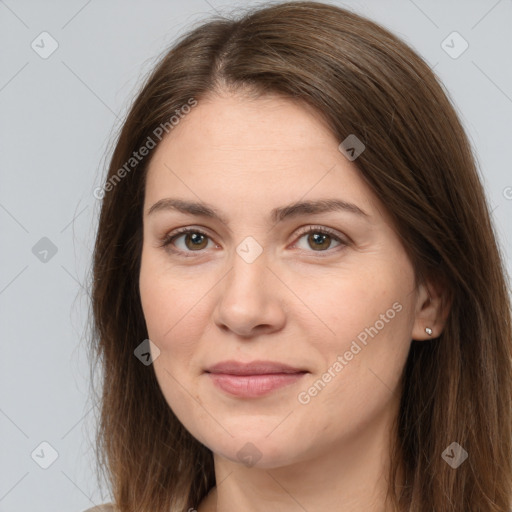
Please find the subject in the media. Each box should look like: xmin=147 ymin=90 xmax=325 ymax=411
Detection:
xmin=192 ymin=92 xmax=334 ymax=144
xmin=149 ymin=92 xmax=339 ymax=169
xmin=143 ymin=92 xmax=382 ymax=222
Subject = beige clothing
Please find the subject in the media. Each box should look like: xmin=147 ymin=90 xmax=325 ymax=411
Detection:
xmin=82 ymin=505 xmax=115 ymax=512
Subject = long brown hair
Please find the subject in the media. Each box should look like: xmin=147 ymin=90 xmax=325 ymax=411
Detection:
xmin=88 ymin=2 xmax=512 ymax=510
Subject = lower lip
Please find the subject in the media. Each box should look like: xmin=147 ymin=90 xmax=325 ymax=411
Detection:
xmin=206 ymin=372 xmax=307 ymax=398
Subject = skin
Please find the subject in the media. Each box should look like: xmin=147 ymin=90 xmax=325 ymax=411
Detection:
xmin=138 ymin=91 xmax=449 ymax=512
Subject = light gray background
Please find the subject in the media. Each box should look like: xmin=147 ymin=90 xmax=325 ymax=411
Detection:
xmin=1 ymin=0 xmax=511 ymax=510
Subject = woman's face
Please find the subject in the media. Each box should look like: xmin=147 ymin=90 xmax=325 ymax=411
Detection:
xmin=139 ymin=92 xmax=428 ymax=469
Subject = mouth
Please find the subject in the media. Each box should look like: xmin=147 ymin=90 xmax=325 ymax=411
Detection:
xmin=204 ymin=360 xmax=308 ymax=398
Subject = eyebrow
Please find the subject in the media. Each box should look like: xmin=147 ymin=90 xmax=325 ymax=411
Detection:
xmin=147 ymin=197 xmax=369 ymax=225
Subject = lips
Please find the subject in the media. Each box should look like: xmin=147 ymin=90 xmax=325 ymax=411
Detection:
xmin=205 ymin=360 xmax=307 ymax=376
xmin=204 ymin=360 xmax=308 ymax=398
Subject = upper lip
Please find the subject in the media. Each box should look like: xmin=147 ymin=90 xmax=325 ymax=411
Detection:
xmin=205 ymin=360 xmax=307 ymax=375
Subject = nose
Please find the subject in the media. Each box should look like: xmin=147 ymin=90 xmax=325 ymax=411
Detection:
xmin=212 ymin=248 xmax=286 ymax=338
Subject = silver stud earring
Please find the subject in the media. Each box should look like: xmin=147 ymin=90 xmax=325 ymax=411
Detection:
xmin=425 ymin=327 xmax=433 ymax=336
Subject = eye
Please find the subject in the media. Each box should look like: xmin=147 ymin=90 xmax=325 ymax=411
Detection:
xmin=158 ymin=225 xmax=348 ymax=258
xmin=292 ymin=225 xmax=348 ymax=255
xmin=159 ymin=227 xmax=215 ymax=257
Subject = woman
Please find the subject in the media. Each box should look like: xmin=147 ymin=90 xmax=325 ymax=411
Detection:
xmin=86 ymin=1 xmax=512 ymax=511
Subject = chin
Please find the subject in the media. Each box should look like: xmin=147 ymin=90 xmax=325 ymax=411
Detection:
xmin=206 ymin=433 xmax=305 ymax=470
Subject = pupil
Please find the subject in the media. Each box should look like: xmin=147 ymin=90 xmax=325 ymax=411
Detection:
xmin=190 ymin=233 xmax=203 ymax=245
xmin=310 ymin=233 xmax=329 ymax=250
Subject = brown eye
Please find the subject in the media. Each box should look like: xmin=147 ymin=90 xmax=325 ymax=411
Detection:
xmin=161 ymin=228 xmax=213 ymax=257
xmin=294 ymin=226 xmax=346 ymax=254
xmin=306 ymin=232 xmax=333 ymax=251
xmin=182 ymin=232 xmax=209 ymax=251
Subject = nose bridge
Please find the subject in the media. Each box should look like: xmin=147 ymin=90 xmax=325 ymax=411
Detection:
xmin=225 ymin=237 xmax=270 ymax=301
xmin=213 ymin=236 xmax=285 ymax=335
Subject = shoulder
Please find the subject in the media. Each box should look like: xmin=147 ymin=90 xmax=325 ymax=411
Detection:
xmin=82 ymin=504 xmax=116 ymax=512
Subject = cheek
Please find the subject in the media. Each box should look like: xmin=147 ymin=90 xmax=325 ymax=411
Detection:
xmin=293 ymin=263 xmax=410 ymax=348
xmin=294 ymin=285 xmax=413 ymax=440
xmin=295 ymin=260 xmax=415 ymax=390
xmin=139 ymin=251 xmax=206 ymax=344
xmin=139 ymin=271 xmax=192 ymax=405
xmin=139 ymin=259 xmax=210 ymax=429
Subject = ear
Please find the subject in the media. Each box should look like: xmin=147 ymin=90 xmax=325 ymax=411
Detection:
xmin=411 ymin=274 xmax=452 ymax=340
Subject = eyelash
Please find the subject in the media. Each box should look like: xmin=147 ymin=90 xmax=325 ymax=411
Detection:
xmin=158 ymin=225 xmax=349 ymax=258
